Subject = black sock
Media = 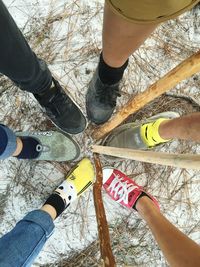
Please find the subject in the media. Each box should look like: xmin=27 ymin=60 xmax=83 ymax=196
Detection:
xmin=98 ymin=53 xmax=128 ymax=85
xmin=132 ymin=192 xmax=151 ymax=211
xmin=16 ymin=137 xmax=40 ymax=159
xmin=44 ymin=193 xmax=66 ymax=218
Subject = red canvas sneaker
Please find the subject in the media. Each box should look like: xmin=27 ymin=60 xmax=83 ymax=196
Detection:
xmin=103 ymin=168 xmax=159 ymax=210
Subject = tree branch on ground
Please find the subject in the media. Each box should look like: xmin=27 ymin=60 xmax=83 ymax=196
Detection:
xmin=93 ymin=153 xmax=116 ymax=267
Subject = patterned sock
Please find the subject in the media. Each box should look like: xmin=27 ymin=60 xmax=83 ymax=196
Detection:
xmin=140 ymin=118 xmax=171 ymax=147
xmin=44 ymin=194 xmax=66 ymax=218
xmin=98 ymin=53 xmax=128 ymax=85
xmin=44 ymin=179 xmax=76 ymax=218
xmin=16 ymin=137 xmax=40 ymax=159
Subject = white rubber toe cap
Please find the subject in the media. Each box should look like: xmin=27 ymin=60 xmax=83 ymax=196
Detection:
xmin=102 ymin=168 xmax=114 ymax=184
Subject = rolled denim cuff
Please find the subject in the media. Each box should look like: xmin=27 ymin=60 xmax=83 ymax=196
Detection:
xmin=21 ymin=210 xmax=55 ymax=238
xmin=0 ymin=124 xmax=17 ymax=159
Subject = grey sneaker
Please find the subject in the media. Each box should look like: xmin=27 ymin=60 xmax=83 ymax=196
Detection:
xmin=86 ymin=69 xmax=121 ymax=124
xmin=102 ymin=112 xmax=180 ymax=150
xmin=17 ymin=131 xmax=80 ymax=161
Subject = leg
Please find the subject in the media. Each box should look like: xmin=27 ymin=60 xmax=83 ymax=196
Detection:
xmin=103 ymin=168 xmax=200 ymax=267
xmin=0 ymin=124 xmax=17 ymax=159
xmin=0 ymin=0 xmax=86 ymax=134
xmin=102 ymin=3 xmax=158 ymax=68
xmin=0 ymin=158 xmax=95 ymax=266
xmin=159 ymin=112 xmax=200 ymax=142
xmin=86 ymin=3 xmax=158 ymax=124
xmin=0 ymin=210 xmax=54 ymax=267
xmin=104 ymin=112 xmax=200 ymax=149
xmin=0 ymin=0 xmax=52 ymax=94
xmin=136 ymin=197 xmax=200 ymax=267
xmin=140 ymin=112 xmax=200 ymax=148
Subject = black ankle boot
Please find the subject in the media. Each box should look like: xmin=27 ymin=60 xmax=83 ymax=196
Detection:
xmin=86 ymin=69 xmax=121 ymax=124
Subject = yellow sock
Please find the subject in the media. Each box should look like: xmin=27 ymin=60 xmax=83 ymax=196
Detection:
xmin=140 ymin=118 xmax=171 ymax=147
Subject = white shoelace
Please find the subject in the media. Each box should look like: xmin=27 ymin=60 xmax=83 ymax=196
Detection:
xmin=33 ymin=131 xmax=53 ymax=137
xmin=108 ymin=174 xmax=138 ymax=204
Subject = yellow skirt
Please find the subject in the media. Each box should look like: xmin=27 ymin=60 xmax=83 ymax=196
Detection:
xmin=106 ymin=0 xmax=200 ymax=24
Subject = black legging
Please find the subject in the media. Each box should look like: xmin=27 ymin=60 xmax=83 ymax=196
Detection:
xmin=0 ymin=0 xmax=52 ymax=94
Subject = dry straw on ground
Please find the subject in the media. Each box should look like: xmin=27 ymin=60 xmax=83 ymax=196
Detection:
xmin=0 ymin=1 xmax=199 ymax=267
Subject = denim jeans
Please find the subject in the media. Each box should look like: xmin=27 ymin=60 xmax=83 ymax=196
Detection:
xmin=0 ymin=2 xmax=56 ymax=265
xmin=0 ymin=124 xmax=17 ymax=159
xmin=0 ymin=0 xmax=52 ymax=94
xmin=0 ymin=210 xmax=54 ymax=267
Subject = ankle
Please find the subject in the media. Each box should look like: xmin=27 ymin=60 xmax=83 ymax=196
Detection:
xmin=102 ymin=53 xmax=129 ymax=68
xmin=41 ymin=204 xmax=57 ymax=220
xmin=12 ymin=137 xmax=23 ymax=156
xmin=136 ymin=196 xmax=159 ymax=218
xmin=15 ymin=136 xmax=40 ymax=159
xmin=141 ymin=118 xmax=171 ymax=147
xmin=158 ymin=120 xmax=173 ymax=140
xmin=44 ymin=192 xmax=66 ymax=219
xmin=98 ymin=52 xmax=128 ymax=85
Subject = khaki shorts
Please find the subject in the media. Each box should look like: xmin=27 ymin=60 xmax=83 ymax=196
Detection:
xmin=106 ymin=0 xmax=200 ymax=24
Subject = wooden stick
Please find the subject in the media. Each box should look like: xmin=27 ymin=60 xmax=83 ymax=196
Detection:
xmin=92 ymin=145 xmax=200 ymax=170
xmin=92 ymin=50 xmax=200 ymax=140
xmin=93 ymin=153 xmax=116 ymax=267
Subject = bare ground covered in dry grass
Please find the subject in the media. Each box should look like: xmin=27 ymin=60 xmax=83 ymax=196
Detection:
xmin=0 ymin=1 xmax=200 ymax=266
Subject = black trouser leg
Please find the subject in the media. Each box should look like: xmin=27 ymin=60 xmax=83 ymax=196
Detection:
xmin=0 ymin=0 xmax=52 ymax=94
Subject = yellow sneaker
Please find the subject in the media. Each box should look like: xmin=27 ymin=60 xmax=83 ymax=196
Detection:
xmin=55 ymin=158 xmax=95 ymax=207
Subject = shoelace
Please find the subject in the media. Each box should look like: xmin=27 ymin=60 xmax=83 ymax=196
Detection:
xmin=32 ymin=131 xmax=53 ymax=137
xmin=96 ymin=85 xmax=121 ymax=107
xmin=43 ymin=86 xmax=73 ymax=119
xmin=108 ymin=174 xmax=138 ymax=204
